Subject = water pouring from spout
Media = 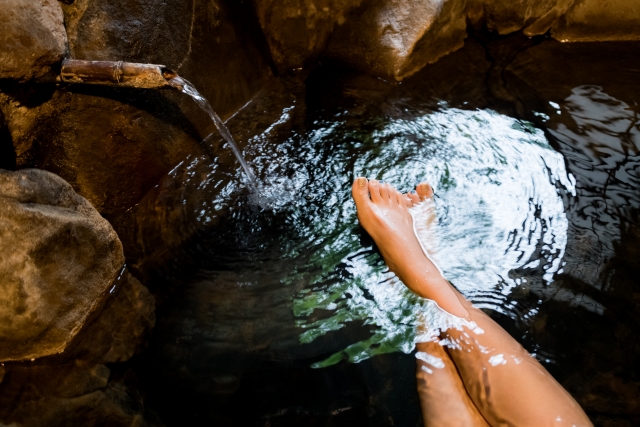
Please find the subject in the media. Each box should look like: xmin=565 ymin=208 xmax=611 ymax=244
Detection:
xmin=167 ymin=76 xmax=260 ymax=190
xmin=59 ymin=59 xmax=260 ymax=191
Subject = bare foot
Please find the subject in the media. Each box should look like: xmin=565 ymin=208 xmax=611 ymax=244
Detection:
xmin=351 ymin=178 xmax=467 ymax=317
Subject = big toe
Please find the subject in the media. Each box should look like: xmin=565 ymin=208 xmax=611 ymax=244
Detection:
xmin=416 ymin=182 xmax=434 ymax=200
xmin=352 ymin=177 xmax=371 ymax=208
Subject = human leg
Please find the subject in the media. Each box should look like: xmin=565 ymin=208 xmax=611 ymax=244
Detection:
xmin=351 ymin=177 xmax=592 ymax=427
xmin=415 ymin=340 xmax=490 ymax=427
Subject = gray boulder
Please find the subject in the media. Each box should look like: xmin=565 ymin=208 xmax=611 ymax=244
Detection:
xmin=0 ymin=0 xmax=67 ymax=81
xmin=0 ymin=168 xmax=124 ymax=362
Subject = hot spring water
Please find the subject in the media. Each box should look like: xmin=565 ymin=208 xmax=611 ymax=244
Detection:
xmin=127 ymin=40 xmax=640 ymax=425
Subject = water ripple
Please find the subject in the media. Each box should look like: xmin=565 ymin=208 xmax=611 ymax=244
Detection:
xmin=292 ymin=108 xmax=582 ymax=366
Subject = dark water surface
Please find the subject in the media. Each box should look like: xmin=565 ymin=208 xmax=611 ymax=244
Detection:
xmin=118 ymin=35 xmax=640 ymax=426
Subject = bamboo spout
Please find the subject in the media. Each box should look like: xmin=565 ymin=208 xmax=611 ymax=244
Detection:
xmin=59 ymin=59 xmax=178 ymax=89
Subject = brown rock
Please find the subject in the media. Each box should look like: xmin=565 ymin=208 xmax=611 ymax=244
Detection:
xmin=0 ymin=0 xmax=67 ymax=81
xmin=552 ymin=0 xmax=640 ymax=42
xmin=253 ymin=0 xmax=365 ymax=72
xmin=0 ymin=84 xmax=204 ymax=215
xmin=0 ymin=168 xmax=124 ymax=362
xmin=324 ymin=0 xmax=468 ymax=81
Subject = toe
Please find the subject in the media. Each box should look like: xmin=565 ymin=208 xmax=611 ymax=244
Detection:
xmin=379 ymin=183 xmax=390 ymax=200
xmin=369 ymin=179 xmax=383 ymax=203
xmin=416 ymin=182 xmax=434 ymax=200
xmin=352 ymin=177 xmax=371 ymax=209
xmin=393 ymin=188 xmax=406 ymax=206
xmin=407 ymin=192 xmax=420 ymax=206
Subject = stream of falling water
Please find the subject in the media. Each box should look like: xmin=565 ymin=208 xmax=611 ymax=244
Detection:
xmin=168 ymin=76 xmax=259 ymax=189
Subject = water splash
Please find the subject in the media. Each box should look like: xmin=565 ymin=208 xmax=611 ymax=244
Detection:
xmin=168 ymin=76 xmax=259 ymax=189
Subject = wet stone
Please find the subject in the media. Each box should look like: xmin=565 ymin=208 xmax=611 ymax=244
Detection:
xmin=0 ymin=368 xmax=164 ymax=427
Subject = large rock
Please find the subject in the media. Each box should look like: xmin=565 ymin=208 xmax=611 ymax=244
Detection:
xmin=552 ymin=0 xmax=640 ymax=42
xmin=253 ymin=0 xmax=365 ymax=73
xmin=0 ymin=168 xmax=124 ymax=362
xmin=0 ymin=0 xmax=67 ymax=81
xmin=324 ymin=0 xmax=468 ymax=81
xmin=0 ymin=84 xmax=205 ymax=215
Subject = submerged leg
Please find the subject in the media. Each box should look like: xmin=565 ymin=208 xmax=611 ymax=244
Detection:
xmin=415 ymin=340 xmax=490 ymax=427
xmin=351 ymin=177 xmax=592 ymax=427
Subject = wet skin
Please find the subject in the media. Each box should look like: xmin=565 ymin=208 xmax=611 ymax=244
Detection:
xmin=351 ymin=177 xmax=593 ymax=427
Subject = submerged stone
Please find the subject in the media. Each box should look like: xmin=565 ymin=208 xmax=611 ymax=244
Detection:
xmin=0 ymin=169 xmax=124 ymax=362
xmin=0 ymin=0 xmax=67 ymax=81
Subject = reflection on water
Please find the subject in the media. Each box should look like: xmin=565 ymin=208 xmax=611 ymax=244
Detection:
xmin=122 ymin=38 xmax=640 ymax=426
xmin=548 ymin=85 xmax=640 ymax=288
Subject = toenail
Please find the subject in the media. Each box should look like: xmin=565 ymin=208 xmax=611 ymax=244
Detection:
xmin=357 ymin=177 xmax=367 ymax=188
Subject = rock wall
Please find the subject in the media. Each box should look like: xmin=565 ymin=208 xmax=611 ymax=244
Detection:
xmin=255 ymin=0 xmax=640 ymax=80
xmin=552 ymin=0 xmax=640 ymax=42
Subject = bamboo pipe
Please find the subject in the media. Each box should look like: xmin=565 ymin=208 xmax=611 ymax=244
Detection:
xmin=59 ymin=59 xmax=179 ymax=89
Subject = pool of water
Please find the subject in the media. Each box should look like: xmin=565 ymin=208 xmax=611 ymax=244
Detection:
xmin=116 ymin=35 xmax=640 ymax=426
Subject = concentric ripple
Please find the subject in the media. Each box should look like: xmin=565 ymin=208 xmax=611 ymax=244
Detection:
xmin=290 ymin=108 xmax=578 ymax=367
